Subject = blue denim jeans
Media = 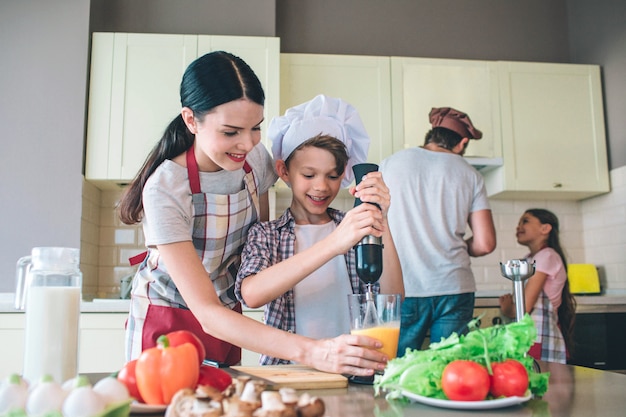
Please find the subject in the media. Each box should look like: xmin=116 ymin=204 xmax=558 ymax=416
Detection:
xmin=397 ymin=293 xmax=475 ymax=357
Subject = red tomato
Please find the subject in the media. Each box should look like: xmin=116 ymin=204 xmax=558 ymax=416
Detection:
xmin=117 ymin=359 xmax=145 ymax=403
xmin=441 ymin=360 xmax=490 ymax=401
xmin=490 ymin=359 xmax=529 ymax=398
xmin=166 ymin=330 xmax=206 ymax=365
xmin=197 ymin=365 xmax=233 ymax=392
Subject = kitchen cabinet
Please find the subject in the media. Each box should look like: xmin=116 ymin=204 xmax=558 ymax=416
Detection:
xmin=85 ymin=33 xmax=280 ymax=189
xmin=390 ymin=57 xmax=502 ymax=162
xmin=0 ymin=313 xmax=127 ymax=377
xmin=483 ymin=61 xmax=610 ymax=200
xmin=568 ymin=312 xmax=626 ymax=371
xmin=280 ymin=53 xmax=393 ymax=165
xmin=0 ymin=309 xmax=264 ymax=378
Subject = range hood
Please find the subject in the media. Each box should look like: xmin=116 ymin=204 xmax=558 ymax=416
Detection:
xmin=464 ymin=156 xmax=503 ymax=174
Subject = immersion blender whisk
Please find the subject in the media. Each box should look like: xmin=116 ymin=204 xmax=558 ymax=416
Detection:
xmin=499 ymin=259 xmax=535 ymax=322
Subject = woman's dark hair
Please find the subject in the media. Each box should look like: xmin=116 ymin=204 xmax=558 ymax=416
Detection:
xmin=526 ymin=208 xmax=577 ymax=353
xmin=423 ymin=127 xmax=463 ymax=150
xmin=285 ymin=134 xmax=349 ymax=175
xmin=118 ymin=51 xmax=265 ymax=224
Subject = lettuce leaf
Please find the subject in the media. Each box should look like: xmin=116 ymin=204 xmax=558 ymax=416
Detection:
xmin=374 ymin=314 xmax=550 ymax=400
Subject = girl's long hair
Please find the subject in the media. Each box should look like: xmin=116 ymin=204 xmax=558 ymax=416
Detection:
xmin=118 ymin=51 xmax=265 ymax=224
xmin=526 ymin=208 xmax=577 ymax=354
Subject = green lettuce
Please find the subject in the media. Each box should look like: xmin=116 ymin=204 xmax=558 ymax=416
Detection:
xmin=374 ymin=314 xmax=550 ymax=400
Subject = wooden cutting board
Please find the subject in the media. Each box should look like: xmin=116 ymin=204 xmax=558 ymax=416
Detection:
xmin=230 ymin=365 xmax=348 ymax=389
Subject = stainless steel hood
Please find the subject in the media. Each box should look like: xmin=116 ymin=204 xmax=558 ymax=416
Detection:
xmin=464 ymin=157 xmax=503 ymax=173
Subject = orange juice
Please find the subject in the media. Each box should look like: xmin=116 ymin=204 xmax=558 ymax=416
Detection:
xmin=351 ymin=322 xmax=400 ymax=359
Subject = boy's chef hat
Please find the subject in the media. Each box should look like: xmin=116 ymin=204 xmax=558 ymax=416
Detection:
xmin=269 ymin=94 xmax=370 ymax=187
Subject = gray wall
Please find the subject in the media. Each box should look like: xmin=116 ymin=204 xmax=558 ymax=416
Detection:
xmin=567 ymin=0 xmax=626 ymax=172
xmin=1 ymin=0 xmax=624 ymax=292
xmin=0 ymin=0 xmax=90 ymax=293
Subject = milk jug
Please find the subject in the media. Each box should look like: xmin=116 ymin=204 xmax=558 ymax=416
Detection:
xmin=15 ymin=247 xmax=82 ymax=384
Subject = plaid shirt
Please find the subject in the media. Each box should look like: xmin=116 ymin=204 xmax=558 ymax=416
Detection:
xmin=235 ymin=207 xmax=377 ymax=365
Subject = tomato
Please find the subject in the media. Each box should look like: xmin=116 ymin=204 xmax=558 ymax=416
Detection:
xmin=441 ymin=360 xmax=490 ymax=401
xmin=197 ymin=365 xmax=233 ymax=392
xmin=166 ymin=330 xmax=206 ymax=365
xmin=490 ymin=359 xmax=529 ymax=398
xmin=117 ymin=359 xmax=145 ymax=403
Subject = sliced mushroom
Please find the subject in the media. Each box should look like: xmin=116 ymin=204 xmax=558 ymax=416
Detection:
xmin=165 ymin=388 xmax=196 ymax=417
xmin=296 ymin=393 xmax=325 ymax=417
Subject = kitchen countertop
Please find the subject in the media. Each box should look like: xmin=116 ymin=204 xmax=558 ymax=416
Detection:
xmin=85 ymin=361 xmax=626 ymax=416
xmin=2 ymin=292 xmax=626 ymax=313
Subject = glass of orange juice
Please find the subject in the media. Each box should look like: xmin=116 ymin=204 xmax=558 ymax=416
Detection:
xmin=347 ymin=293 xmax=401 ymax=360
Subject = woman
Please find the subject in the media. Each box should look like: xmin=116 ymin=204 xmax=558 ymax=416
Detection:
xmin=118 ymin=51 xmax=388 ymax=376
xmin=499 ymin=208 xmax=576 ymax=363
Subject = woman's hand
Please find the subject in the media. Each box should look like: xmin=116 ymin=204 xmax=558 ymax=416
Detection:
xmin=350 ymin=172 xmax=391 ymax=218
xmin=307 ymin=334 xmax=389 ymax=376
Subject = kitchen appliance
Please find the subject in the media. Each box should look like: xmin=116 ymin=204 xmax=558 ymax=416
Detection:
xmin=352 ymin=163 xmax=383 ymax=287
xmin=500 ymin=259 xmax=535 ymax=322
xmin=350 ymin=163 xmax=386 ymax=385
xmin=568 ymin=264 xmax=601 ymax=295
xmin=15 ymin=247 xmax=82 ymax=383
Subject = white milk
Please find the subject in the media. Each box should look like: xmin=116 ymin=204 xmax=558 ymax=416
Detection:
xmin=23 ymin=285 xmax=81 ymax=384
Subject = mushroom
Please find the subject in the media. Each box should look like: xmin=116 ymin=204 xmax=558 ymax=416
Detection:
xmin=165 ymin=389 xmax=196 ymax=417
xmin=252 ymin=391 xmax=295 ymax=417
xmin=296 ymin=393 xmax=325 ymax=417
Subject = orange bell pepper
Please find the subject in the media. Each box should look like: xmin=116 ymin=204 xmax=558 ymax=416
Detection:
xmin=135 ymin=334 xmax=200 ymax=405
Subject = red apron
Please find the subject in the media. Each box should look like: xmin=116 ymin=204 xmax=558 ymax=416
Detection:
xmin=127 ymin=144 xmax=259 ymax=365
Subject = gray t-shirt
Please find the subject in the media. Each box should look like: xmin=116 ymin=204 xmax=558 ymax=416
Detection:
xmin=142 ymin=144 xmax=278 ymax=246
xmin=380 ymin=147 xmax=490 ymax=297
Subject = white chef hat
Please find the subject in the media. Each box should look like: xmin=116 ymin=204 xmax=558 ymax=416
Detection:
xmin=268 ymin=94 xmax=370 ymax=188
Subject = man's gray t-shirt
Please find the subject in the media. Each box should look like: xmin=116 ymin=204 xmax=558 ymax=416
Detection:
xmin=380 ymin=147 xmax=490 ymax=297
xmin=142 ymin=144 xmax=278 ymax=247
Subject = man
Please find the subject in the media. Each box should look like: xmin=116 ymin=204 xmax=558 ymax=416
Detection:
xmin=380 ymin=107 xmax=496 ymax=355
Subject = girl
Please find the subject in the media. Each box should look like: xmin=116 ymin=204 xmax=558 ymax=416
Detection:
xmin=499 ymin=208 xmax=576 ymax=363
xmin=118 ymin=53 xmax=389 ymax=377
xmin=235 ymin=95 xmax=404 ymax=365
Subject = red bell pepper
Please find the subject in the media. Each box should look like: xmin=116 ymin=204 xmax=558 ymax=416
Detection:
xmin=135 ymin=334 xmax=200 ymax=405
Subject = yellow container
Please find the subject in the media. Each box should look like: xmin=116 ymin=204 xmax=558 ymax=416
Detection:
xmin=568 ymin=264 xmax=601 ymax=294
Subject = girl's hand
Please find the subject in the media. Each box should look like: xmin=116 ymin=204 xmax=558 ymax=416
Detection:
xmin=308 ymin=334 xmax=388 ymax=376
xmin=499 ymin=293 xmax=515 ymax=318
xmin=350 ymin=172 xmax=391 ymax=218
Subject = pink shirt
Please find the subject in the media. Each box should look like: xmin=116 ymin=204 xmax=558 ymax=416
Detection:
xmin=527 ymin=247 xmax=567 ymax=309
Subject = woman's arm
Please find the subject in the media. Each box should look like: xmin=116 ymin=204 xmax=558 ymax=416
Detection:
xmin=157 ymin=240 xmax=389 ymax=376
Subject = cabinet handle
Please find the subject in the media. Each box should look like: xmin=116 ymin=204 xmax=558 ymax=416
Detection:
xmin=553 ymin=183 xmax=563 ymax=188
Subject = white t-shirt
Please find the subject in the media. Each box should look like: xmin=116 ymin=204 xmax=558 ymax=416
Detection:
xmin=142 ymin=144 xmax=278 ymax=246
xmin=293 ymin=221 xmax=353 ymax=338
xmin=380 ymin=147 xmax=491 ymax=297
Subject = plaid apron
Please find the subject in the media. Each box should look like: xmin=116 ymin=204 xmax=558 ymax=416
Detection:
xmin=127 ymin=144 xmax=259 ymax=364
xmin=529 ymin=291 xmax=567 ymax=363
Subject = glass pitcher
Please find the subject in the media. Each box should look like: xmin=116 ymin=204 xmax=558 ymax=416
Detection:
xmin=15 ymin=247 xmax=82 ymax=383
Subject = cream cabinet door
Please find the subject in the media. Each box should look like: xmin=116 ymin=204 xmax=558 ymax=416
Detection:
xmin=85 ymin=33 xmax=198 ymax=186
xmin=198 ymin=36 xmax=280 ymax=152
xmin=241 ymin=309 xmax=263 ymax=366
xmin=484 ymin=61 xmax=610 ymax=200
xmin=0 ymin=313 xmax=127 ymax=377
xmin=79 ymin=313 xmax=127 ymax=373
xmin=85 ymin=33 xmax=279 ymax=188
xmin=280 ymin=54 xmax=393 ymax=165
xmin=390 ymin=57 xmax=501 ymax=160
